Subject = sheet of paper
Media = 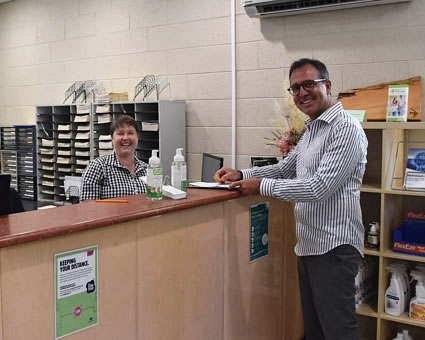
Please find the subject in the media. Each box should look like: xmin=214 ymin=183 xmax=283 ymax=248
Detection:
xmin=188 ymin=181 xmax=233 ymax=189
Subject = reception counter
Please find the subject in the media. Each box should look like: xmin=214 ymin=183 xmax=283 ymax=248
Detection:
xmin=0 ymin=189 xmax=303 ymax=340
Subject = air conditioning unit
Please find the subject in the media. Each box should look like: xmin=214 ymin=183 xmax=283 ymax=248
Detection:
xmin=241 ymin=0 xmax=411 ymax=18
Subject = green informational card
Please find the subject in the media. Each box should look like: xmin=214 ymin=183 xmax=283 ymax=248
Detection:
xmin=55 ymin=245 xmax=98 ymax=339
xmin=347 ymin=110 xmax=367 ymax=122
xmin=249 ymin=202 xmax=269 ymax=262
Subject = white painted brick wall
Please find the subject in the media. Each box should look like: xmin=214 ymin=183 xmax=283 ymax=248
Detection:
xmin=0 ymin=0 xmax=424 ymax=178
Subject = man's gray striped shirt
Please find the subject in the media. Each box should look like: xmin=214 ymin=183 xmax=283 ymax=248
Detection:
xmin=242 ymin=102 xmax=368 ymax=256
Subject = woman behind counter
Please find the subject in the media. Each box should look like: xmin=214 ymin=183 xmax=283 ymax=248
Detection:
xmin=80 ymin=115 xmax=147 ymax=201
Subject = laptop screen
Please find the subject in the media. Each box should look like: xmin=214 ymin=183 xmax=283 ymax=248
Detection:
xmin=0 ymin=174 xmax=11 ymax=215
xmin=201 ymin=153 xmax=223 ymax=182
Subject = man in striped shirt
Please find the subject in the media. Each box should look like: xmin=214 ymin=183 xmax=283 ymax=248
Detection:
xmin=216 ymin=58 xmax=368 ymax=340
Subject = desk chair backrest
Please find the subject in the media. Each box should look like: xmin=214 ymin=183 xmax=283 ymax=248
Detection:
xmin=0 ymin=174 xmax=11 ymax=215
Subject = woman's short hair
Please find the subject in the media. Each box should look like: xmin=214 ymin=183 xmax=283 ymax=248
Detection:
xmin=109 ymin=115 xmax=139 ymax=136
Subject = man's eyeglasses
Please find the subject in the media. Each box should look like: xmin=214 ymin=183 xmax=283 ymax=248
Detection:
xmin=287 ymin=79 xmax=327 ymax=96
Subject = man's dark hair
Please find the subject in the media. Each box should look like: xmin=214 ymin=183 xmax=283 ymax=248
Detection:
xmin=110 ymin=115 xmax=139 ymax=136
xmin=289 ymin=58 xmax=329 ymax=80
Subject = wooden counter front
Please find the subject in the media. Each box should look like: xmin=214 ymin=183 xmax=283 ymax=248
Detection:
xmin=0 ymin=189 xmax=303 ymax=340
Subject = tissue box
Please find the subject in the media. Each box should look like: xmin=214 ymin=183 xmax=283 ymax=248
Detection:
xmin=393 ymin=220 xmax=425 ymax=257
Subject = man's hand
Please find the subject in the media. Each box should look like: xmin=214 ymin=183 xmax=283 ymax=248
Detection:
xmin=229 ymin=178 xmax=261 ymax=196
xmin=214 ymin=167 xmax=241 ymax=183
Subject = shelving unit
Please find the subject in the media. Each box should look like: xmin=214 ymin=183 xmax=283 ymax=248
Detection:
xmin=15 ymin=126 xmax=37 ymax=200
xmin=36 ymin=101 xmax=185 ymax=204
xmin=0 ymin=126 xmax=37 ymax=199
xmin=358 ymin=122 xmax=425 ymax=340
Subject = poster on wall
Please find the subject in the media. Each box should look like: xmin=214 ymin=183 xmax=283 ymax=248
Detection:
xmin=54 ymin=245 xmax=98 ymax=339
xmin=249 ymin=202 xmax=269 ymax=262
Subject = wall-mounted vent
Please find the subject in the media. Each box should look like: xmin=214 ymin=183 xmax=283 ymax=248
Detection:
xmin=241 ymin=0 xmax=411 ymax=18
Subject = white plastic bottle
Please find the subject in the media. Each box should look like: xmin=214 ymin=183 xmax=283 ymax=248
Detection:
xmin=171 ymin=148 xmax=187 ymax=192
xmin=385 ymin=267 xmax=404 ymax=316
xmin=367 ymin=222 xmax=380 ymax=249
xmin=402 ymin=329 xmax=414 ymax=340
xmin=409 ymin=270 xmax=425 ymax=321
xmin=391 ymin=262 xmax=411 ymax=310
xmin=146 ymin=150 xmax=162 ymax=200
xmin=392 ymin=333 xmax=404 ymax=340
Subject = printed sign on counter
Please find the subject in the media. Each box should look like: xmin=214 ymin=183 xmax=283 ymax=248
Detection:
xmin=250 ymin=202 xmax=269 ymax=262
xmin=54 ymin=245 xmax=98 ymax=339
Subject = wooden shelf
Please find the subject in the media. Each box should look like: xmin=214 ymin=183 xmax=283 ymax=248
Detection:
xmin=382 ymin=250 xmax=425 ymax=264
xmin=357 ymin=302 xmax=378 ymax=317
xmin=383 ymin=188 xmax=425 ymax=197
xmin=361 ymin=184 xmax=382 ymax=193
xmin=380 ymin=312 xmax=425 ymax=328
xmin=362 ymin=122 xmax=425 ymax=129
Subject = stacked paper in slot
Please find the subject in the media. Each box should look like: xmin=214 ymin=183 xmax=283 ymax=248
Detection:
xmin=76 ymin=159 xmax=89 ymax=165
xmin=74 ymin=114 xmax=90 ymax=123
xmin=142 ymin=121 xmax=159 ymax=131
xmin=75 ymin=141 xmax=90 ymax=148
xmin=99 ymin=149 xmax=113 ymax=157
xmin=58 ymin=150 xmax=72 ymax=156
xmin=58 ymin=142 xmax=71 ymax=147
xmin=57 ymin=157 xmax=72 ymax=164
xmin=76 ymin=150 xmax=90 ymax=157
xmin=77 ymin=104 xmax=90 ymax=114
xmin=96 ymin=93 xmax=110 ymax=104
xmin=42 ymin=173 xmax=55 ymax=179
xmin=41 ymin=157 xmax=54 ymax=163
xmin=42 ymin=139 xmax=54 ymax=147
xmin=58 ymin=167 xmax=72 ymax=172
xmin=96 ymin=104 xmax=110 ymax=113
xmin=76 ymin=132 xmax=90 ymax=139
xmin=42 ymin=165 xmax=54 ymax=170
xmin=58 ymin=132 xmax=72 ymax=139
xmin=99 ymin=141 xmax=113 ymax=149
xmin=42 ymin=180 xmax=54 ymax=187
xmin=40 ymin=148 xmax=54 ymax=155
xmin=77 ymin=124 xmax=90 ymax=131
xmin=96 ymin=113 xmax=112 ymax=124
xmin=109 ymin=92 xmax=128 ymax=102
xmin=58 ymin=124 xmax=70 ymax=131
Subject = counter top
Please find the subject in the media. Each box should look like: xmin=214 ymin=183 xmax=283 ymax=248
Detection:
xmin=0 ymin=189 xmax=240 ymax=248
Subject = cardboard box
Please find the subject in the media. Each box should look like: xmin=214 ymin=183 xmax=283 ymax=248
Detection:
xmin=338 ymin=76 xmax=422 ymax=121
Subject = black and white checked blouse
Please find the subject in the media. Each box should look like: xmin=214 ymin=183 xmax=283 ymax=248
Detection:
xmin=80 ymin=153 xmax=147 ymax=201
xmin=242 ymin=102 xmax=368 ymax=257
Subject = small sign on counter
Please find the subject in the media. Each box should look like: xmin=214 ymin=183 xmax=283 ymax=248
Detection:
xmin=249 ymin=202 xmax=269 ymax=262
xmin=54 ymin=245 xmax=98 ymax=339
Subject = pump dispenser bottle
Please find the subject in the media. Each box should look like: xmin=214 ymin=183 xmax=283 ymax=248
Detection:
xmin=385 ymin=266 xmax=404 ymax=316
xmin=392 ymin=333 xmax=404 ymax=340
xmin=409 ymin=270 xmax=425 ymax=321
xmin=402 ymin=329 xmax=414 ymax=340
xmin=147 ymin=150 xmax=162 ymax=200
xmin=171 ymin=148 xmax=187 ymax=192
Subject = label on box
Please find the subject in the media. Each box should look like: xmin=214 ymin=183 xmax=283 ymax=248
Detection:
xmin=393 ymin=241 xmax=425 ymax=256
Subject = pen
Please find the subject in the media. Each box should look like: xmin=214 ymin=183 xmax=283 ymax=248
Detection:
xmin=95 ymin=199 xmax=128 ymax=203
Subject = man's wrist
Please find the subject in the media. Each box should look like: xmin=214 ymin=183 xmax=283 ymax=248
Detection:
xmin=237 ymin=170 xmax=243 ymax=180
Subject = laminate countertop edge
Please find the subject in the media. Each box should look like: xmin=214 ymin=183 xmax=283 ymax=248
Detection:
xmin=0 ymin=189 xmax=241 ymax=248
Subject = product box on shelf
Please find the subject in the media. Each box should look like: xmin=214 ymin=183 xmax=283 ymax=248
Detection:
xmin=393 ymin=210 xmax=425 ymax=256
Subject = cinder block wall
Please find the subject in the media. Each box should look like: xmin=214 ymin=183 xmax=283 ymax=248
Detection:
xmin=0 ymin=0 xmax=423 ymax=179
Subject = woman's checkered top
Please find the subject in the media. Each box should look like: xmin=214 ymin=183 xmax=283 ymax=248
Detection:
xmin=80 ymin=153 xmax=147 ymax=201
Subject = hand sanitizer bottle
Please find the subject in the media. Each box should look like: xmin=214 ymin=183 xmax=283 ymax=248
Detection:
xmin=171 ymin=148 xmax=187 ymax=192
xmin=147 ymin=150 xmax=162 ymax=200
